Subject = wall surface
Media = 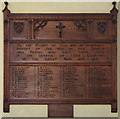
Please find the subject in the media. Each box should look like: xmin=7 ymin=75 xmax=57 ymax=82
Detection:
xmin=0 ymin=1 xmax=119 ymax=118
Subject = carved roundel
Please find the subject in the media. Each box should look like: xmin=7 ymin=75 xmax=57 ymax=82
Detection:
xmin=97 ymin=22 xmax=107 ymax=33
xmin=74 ymin=20 xmax=87 ymax=31
xmin=13 ymin=22 xmax=24 ymax=34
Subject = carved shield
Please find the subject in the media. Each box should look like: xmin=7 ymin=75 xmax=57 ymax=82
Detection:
xmin=97 ymin=22 xmax=107 ymax=33
xmin=14 ymin=22 xmax=24 ymax=34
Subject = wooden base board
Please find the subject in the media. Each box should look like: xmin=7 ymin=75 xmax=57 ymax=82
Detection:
xmin=48 ymin=104 xmax=73 ymax=117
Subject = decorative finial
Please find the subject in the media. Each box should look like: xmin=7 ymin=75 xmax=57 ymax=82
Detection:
xmin=2 ymin=1 xmax=10 ymax=13
xmin=110 ymin=1 xmax=118 ymax=24
xmin=4 ymin=1 xmax=8 ymax=8
xmin=110 ymin=1 xmax=118 ymax=14
xmin=112 ymin=1 xmax=116 ymax=6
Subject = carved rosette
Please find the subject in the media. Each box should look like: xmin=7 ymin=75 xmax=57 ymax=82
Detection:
xmin=74 ymin=20 xmax=87 ymax=31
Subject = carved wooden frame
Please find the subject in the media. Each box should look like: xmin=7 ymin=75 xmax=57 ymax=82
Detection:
xmin=3 ymin=2 xmax=118 ymax=117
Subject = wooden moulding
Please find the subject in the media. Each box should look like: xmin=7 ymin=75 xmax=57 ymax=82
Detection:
xmin=3 ymin=1 xmax=10 ymax=113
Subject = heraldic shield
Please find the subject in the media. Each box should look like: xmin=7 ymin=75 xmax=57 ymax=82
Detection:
xmin=97 ymin=22 xmax=107 ymax=33
xmin=14 ymin=22 xmax=24 ymax=34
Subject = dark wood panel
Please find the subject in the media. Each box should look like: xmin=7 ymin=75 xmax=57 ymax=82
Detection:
xmin=88 ymin=86 xmax=111 ymax=98
xmin=87 ymin=66 xmax=112 ymax=98
xmin=92 ymin=20 xmax=112 ymax=40
xmin=87 ymin=66 xmax=111 ymax=85
xmin=10 ymin=65 xmax=112 ymax=100
xmin=10 ymin=43 xmax=112 ymax=63
xmin=10 ymin=66 xmax=60 ymax=99
xmin=34 ymin=21 xmax=89 ymax=40
xmin=48 ymin=104 xmax=73 ymax=117
xmin=10 ymin=20 xmax=29 ymax=40
xmin=9 ymin=20 xmax=112 ymax=41
xmin=61 ymin=66 xmax=86 ymax=98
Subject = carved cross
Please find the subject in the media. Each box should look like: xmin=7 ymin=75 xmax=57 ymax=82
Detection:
xmin=56 ymin=22 xmax=65 ymax=38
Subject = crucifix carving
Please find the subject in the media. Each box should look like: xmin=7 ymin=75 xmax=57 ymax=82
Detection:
xmin=56 ymin=22 xmax=65 ymax=38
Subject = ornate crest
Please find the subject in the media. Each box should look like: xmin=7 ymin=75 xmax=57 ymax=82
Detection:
xmin=34 ymin=20 xmax=48 ymax=31
xmin=14 ymin=22 xmax=24 ymax=34
xmin=74 ymin=20 xmax=87 ymax=31
xmin=97 ymin=22 xmax=107 ymax=33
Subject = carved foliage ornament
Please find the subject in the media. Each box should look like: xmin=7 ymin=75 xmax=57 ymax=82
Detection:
xmin=74 ymin=20 xmax=87 ymax=31
xmin=97 ymin=22 xmax=107 ymax=33
xmin=34 ymin=19 xmax=48 ymax=31
xmin=14 ymin=22 xmax=24 ymax=34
